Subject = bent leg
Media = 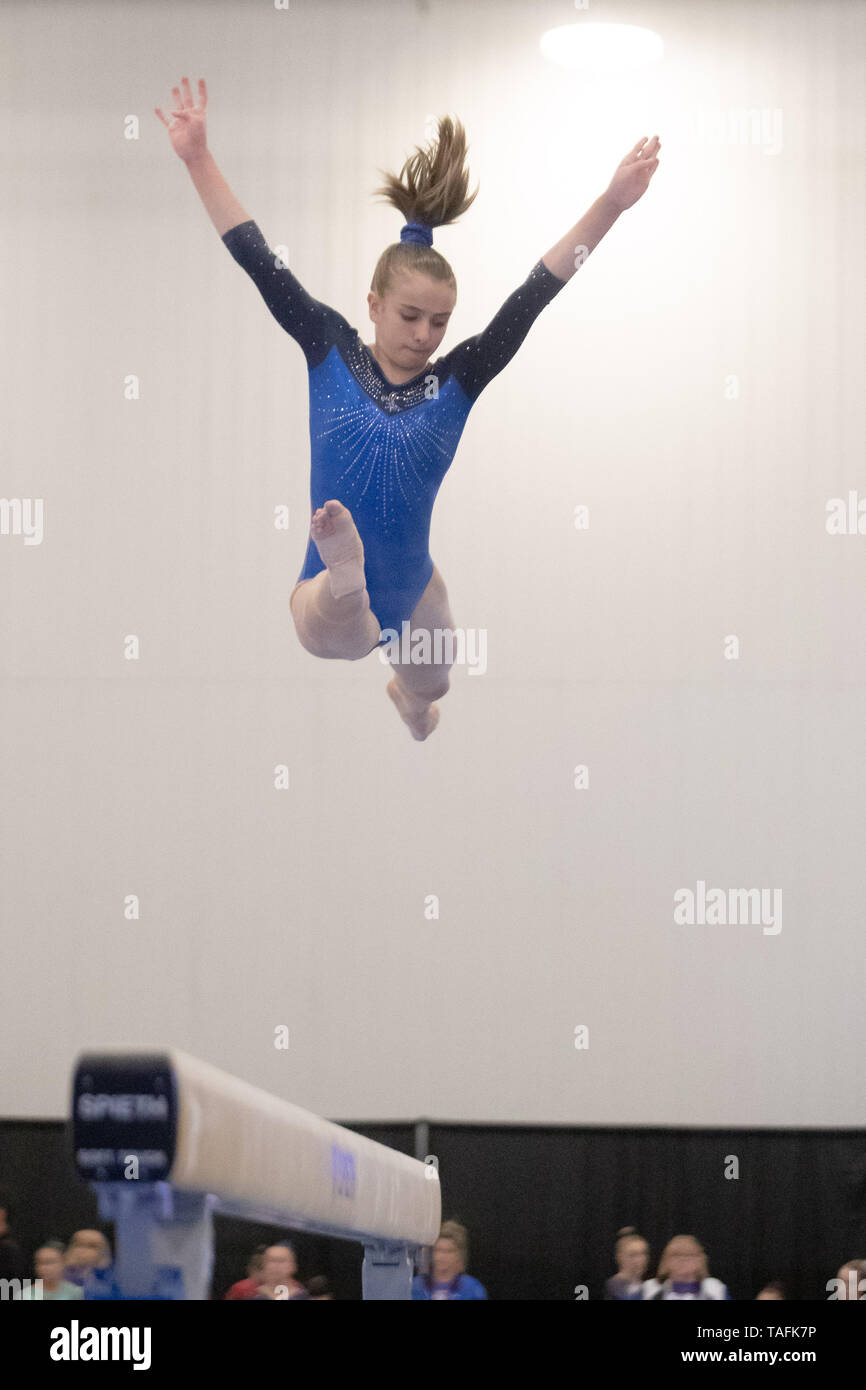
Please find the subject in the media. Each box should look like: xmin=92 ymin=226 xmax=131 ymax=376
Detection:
xmin=386 ymin=565 xmax=456 ymax=739
xmin=289 ymin=499 xmax=381 ymax=660
xmin=290 ymin=573 xmax=381 ymax=660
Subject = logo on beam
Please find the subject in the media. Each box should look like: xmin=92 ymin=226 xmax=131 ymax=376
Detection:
xmin=330 ymin=1143 xmax=357 ymax=1199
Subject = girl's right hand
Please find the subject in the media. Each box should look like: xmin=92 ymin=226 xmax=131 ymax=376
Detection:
xmin=155 ymin=76 xmax=208 ymax=162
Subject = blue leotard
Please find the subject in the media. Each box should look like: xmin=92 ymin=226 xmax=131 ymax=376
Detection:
xmin=221 ymin=219 xmax=566 ymax=643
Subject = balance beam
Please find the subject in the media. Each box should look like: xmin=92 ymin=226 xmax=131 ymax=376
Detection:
xmin=71 ymin=1049 xmax=441 ymax=1300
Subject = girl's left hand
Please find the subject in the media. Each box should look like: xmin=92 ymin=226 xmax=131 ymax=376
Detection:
xmin=605 ymin=135 xmax=661 ymax=212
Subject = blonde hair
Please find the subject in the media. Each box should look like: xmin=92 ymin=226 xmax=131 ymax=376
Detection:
xmin=656 ymin=1234 xmax=709 ymax=1282
xmin=370 ymin=115 xmax=479 ymax=299
xmin=437 ymin=1219 xmax=469 ymax=1269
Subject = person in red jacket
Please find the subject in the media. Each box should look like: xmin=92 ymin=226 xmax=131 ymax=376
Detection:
xmin=224 ymin=1246 xmax=266 ymax=1300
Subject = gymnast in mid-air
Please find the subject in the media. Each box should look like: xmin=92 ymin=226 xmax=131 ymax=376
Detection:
xmin=156 ymin=77 xmax=660 ymax=740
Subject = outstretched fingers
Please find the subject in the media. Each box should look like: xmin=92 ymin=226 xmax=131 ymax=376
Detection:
xmin=178 ymin=75 xmax=206 ymax=110
xmin=156 ymin=106 xmax=189 ymax=126
xmin=156 ymin=75 xmax=206 ymax=126
xmin=625 ymin=134 xmax=661 ymax=164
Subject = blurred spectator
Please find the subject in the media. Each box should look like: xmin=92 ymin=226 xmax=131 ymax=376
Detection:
xmin=833 ymin=1259 xmax=866 ymax=1300
xmin=282 ymin=1275 xmax=333 ymax=1301
xmin=63 ymin=1229 xmax=113 ymax=1288
xmin=643 ymin=1234 xmax=729 ymax=1300
xmin=224 ymin=1246 xmax=267 ymax=1299
xmin=304 ymin=1275 xmax=333 ymax=1300
xmin=412 ymin=1220 xmax=488 ymax=1300
xmin=0 ymin=1190 xmax=28 ymax=1282
xmin=252 ymin=1242 xmax=306 ymax=1299
xmin=16 ymin=1241 xmax=83 ymax=1300
xmin=756 ymin=1279 xmax=786 ymax=1299
xmin=604 ymin=1226 xmax=650 ymax=1299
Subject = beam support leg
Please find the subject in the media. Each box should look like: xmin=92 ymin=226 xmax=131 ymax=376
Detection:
xmin=362 ymin=1242 xmax=415 ymax=1300
xmin=94 ymin=1182 xmax=215 ymax=1300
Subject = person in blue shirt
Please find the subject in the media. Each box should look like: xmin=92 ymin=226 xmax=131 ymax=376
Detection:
xmin=157 ymin=77 xmax=661 ymax=738
xmin=412 ymin=1220 xmax=487 ymax=1300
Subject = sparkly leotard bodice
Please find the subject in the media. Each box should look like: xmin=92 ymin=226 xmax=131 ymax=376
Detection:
xmin=222 ymin=219 xmax=566 ymax=643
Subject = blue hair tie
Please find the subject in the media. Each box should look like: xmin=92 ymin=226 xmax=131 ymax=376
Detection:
xmin=400 ymin=221 xmax=433 ymax=246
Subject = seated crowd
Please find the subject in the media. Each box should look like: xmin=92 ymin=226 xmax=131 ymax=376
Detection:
xmin=1 ymin=1193 xmax=863 ymax=1300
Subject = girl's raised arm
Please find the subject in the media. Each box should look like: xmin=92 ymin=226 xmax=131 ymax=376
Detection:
xmin=155 ymin=75 xmax=250 ymax=237
xmin=541 ymin=135 xmax=661 ymax=282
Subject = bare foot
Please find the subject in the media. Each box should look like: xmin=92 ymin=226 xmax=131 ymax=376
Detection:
xmin=310 ymin=500 xmax=366 ymax=598
xmin=386 ymin=677 xmax=441 ymax=741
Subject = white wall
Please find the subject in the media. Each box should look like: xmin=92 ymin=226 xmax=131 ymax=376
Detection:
xmin=1 ymin=0 xmax=864 ymax=1126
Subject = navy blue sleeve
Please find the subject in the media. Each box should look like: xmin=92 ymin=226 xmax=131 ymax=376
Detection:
xmin=221 ymin=219 xmax=350 ymax=368
xmin=440 ymin=259 xmax=567 ymax=403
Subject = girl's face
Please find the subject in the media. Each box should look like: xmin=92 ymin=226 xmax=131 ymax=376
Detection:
xmin=432 ymin=1237 xmax=462 ymax=1281
xmin=667 ymin=1242 xmax=703 ymax=1280
xmin=619 ymin=1239 xmax=649 ymax=1279
xmin=35 ymin=1248 xmax=65 ymax=1282
xmin=368 ymin=271 xmax=456 ymax=370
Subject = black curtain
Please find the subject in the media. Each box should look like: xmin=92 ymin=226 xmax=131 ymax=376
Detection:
xmin=428 ymin=1124 xmax=866 ymax=1300
xmin=1 ymin=1118 xmax=863 ymax=1299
